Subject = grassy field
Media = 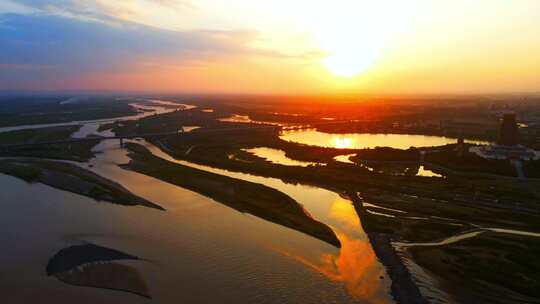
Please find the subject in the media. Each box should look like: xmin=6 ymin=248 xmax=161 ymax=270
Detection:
xmin=0 ymin=125 xmax=99 ymax=161
xmin=0 ymin=96 xmax=137 ymax=127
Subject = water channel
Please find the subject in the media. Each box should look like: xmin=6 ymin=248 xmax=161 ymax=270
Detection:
xmin=0 ymin=101 xmax=394 ymax=303
xmin=2 ymin=101 xmax=537 ymax=303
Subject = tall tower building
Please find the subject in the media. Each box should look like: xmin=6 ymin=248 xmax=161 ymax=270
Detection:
xmin=499 ymin=113 xmax=519 ymax=146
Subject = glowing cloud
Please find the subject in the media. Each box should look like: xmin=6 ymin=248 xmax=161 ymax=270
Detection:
xmin=1 ymin=0 xmax=540 ymax=93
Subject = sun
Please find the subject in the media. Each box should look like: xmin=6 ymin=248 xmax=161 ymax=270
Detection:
xmin=314 ymin=11 xmax=388 ymax=78
xmin=300 ymin=1 xmax=419 ymax=78
xmin=322 ymin=48 xmax=380 ymax=77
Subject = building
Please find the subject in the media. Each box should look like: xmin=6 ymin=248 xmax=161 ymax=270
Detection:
xmin=499 ymin=113 xmax=519 ymax=146
xmin=440 ymin=119 xmax=497 ymax=138
xmin=470 ymin=113 xmax=539 ymax=161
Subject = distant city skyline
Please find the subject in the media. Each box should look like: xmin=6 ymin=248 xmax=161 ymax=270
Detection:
xmin=1 ymin=0 xmax=540 ymax=95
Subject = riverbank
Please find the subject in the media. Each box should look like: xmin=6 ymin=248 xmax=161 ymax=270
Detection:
xmin=122 ymin=143 xmax=340 ymax=247
xmin=149 ymin=126 xmax=540 ymax=302
xmin=47 ymin=243 xmax=150 ymax=298
xmin=0 ymin=158 xmax=163 ymax=210
xmin=0 ymin=125 xmax=99 ymax=161
xmin=349 ymin=193 xmax=429 ymax=304
xmin=407 ymin=232 xmax=540 ymax=303
xmin=0 ymin=96 xmax=138 ymax=128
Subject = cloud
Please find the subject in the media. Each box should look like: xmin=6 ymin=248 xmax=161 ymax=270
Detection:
xmin=0 ymin=11 xmax=259 ymax=89
xmin=8 ymin=0 xmax=197 ymax=29
xmin=0 ymin=1 xmax=320 ymax=92
xmin=5 ymin=0 xmax=108 ymax=23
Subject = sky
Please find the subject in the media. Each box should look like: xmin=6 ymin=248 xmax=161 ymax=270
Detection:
xmin=1 ymin=0 xmax=539 ymax=95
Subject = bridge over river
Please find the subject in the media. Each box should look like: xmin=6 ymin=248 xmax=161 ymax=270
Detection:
xmin=0 ymin=124 xmax=284 ymax=151
xmin=0 ymin=119 xmax=357 ymax=152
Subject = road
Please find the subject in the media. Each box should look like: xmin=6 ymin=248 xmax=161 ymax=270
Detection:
xmin=511 ymin=159 xmax=526 ymax=179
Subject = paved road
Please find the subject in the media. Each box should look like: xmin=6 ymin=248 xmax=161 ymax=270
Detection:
xmin=511 ymin=159 xmax=526 ymax=179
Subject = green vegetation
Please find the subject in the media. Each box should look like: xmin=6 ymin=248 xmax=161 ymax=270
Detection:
xmin=0 ymin=96 xmax=137 ymax=127
xmin=112 ymin=107 xmax=224 ymax=135
xmin=425 ymin=145 xmax=517 ymax=177
xmin=152 ymin=127 xmax=538 ymax=208
xmin=139 ymin=123 xmax=540 ymax=303
xmin=351 ymin=147 xmax=420 ymax=162
xmin=111 ymin=110 xmax=540 ymax=226
xmin=354 ymin=185 xmax=540 ymax=304
xmin=523 ymin=159 xmax=540 ymax=178
xmin=346 ymin=148 xmax=423 ymax=176
xmin=0 ymin=125 xmax=79 ymax=143
xmin=357 ymin=186 xmax=540 ymax=235
xmin=122 ymin=142 xmax=340 ymax=247
xmin=0 ymin=159 xmax=162 ymax=210
xmin=112 ymin=107 xmax=361 ymax=163
xmin=409 ymin=233 xmax=540 ymax=304
xmin=0 ymin=126 xmax=98 ymax=161
xmin=358 ymin=210 xmax=467 ymax=243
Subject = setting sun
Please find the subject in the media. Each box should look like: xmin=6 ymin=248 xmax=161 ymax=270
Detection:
xmin=294 ymin=0 xmax=420 ymax=77
xmin=321 ymin=49 xmax=379 ymax=77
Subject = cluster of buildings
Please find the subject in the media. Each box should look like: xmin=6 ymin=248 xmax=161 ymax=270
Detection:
xmin=470 ymin=113 xmax=539 ymax=161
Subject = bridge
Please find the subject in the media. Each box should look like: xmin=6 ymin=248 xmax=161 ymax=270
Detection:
xmin=0 ymin=124 xmax=281 ymax=151
xmin=0 ymin=119 xmax=357 ymax=152
xmin=0 ymin=130 xmax=189 ymax=151
xmin=280 ymin=125 xmax=316 ymax=131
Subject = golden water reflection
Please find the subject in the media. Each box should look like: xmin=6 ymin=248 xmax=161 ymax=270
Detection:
xmin=272 ymin=196 xmax=389 ymax=303
xmin=281 ymin=130 xmax=489 ymax=150
xmin=334 ymin=154 xmax=356 ymax=164
xmin=334 ymin=137 xmax=353 ymax=149
xmin=329 ymin=197 xmax=361 ymax=232
xmin=417 ymin=165 xmax=443 ymax=178
xmin=243 ymin=147 xmax=323 ymax=167
xmin=138 ymin=141 xmax=393 ymax=303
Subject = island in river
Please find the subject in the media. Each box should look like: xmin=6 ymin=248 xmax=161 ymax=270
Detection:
xmin=122 ymin=142 xmax=340 ymax=247
xmin=0 ymin=158 xmax=163 ymax=210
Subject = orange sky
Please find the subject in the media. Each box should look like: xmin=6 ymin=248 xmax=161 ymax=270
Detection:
xmin=1 ymin=0 xmax=539 ymax=94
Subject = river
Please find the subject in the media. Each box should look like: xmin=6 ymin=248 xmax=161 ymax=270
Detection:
xmin=280 ymin=130 xmax=489 ymax=150
xmin=0 ymin=99 xmax=192 ymax=135
xmin=0 ymin=101 xmax=394 ymax=303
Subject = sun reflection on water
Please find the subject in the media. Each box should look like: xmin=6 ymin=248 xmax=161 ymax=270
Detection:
xmin=329 ymin=197 xmax=361 ymax=232
xmin=333 ymin=137 xmax=354 ymax=149
xmin=281 ymin=130 xmax=490 ymax=150
xmin=270 ymin=197 xmax=390 ymax=303
xmin=139 ymin=140 xmax=392 ymax=302
xmin=273 ymin=232 xmax=388 ymax=303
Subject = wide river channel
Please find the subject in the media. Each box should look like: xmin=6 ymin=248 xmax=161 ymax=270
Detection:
xmin=3 ymin=101 xmax=538 ymax=303
xmin=0 ymin=101 xmax=394 ymax=303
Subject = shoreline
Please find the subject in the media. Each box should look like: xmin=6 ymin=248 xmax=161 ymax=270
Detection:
xmin=0 ymin=158 xmax=163 ymax=210
xmin=351 ymin=193 xmax=428 ymax=304
xmin=367 ymin=233 xmax=429 ymax=304
xmin=122 ymin=142 xmax=341 ymax=248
